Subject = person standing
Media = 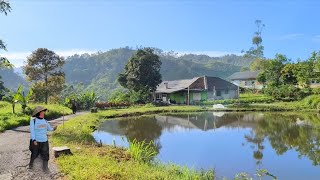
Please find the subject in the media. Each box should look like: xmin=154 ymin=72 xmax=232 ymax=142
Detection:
xmin=29 ymin=106 xmax=55 ymax=171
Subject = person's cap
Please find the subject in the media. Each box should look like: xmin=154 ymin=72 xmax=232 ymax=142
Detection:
xmin=32 ymin=106 xmax=47 ymax=117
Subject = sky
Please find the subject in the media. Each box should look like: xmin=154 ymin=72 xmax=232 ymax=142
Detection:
xmin=1 ymin=0 xmax=320 ymax=67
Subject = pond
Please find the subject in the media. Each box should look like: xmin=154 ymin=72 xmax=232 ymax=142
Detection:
xmin=93 ymin=112 xmax=320 ymax=179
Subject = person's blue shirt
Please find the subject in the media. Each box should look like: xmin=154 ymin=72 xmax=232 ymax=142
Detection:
xmin=30 ymin=118 xmax=54 ymax=142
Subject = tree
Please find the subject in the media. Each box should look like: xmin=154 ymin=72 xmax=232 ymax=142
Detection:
xmin=0 ymin=0 xmax=12 ymax=95
xmin=118 ymin=48 xmax=162 ymax=103
xmin=263 ymin=54 xmax=288 ymax=86
xmin=0 ymin=0 xmax=13 ymax=68
xmin=244 ymin=20 xmax=265 ymax=59
xmin=280 ymin=63 xmax=297 ymax=85
xmin=250 ymin=58 xmax=268 ymax=71
xmin=24 ymin=48 xmax=65 ymax=104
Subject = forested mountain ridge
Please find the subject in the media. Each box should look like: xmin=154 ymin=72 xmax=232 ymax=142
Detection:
xmin=1 ymin=47 xmax=252 ymax=99
xmin=62 ymin=47 xmax=252 ymax=99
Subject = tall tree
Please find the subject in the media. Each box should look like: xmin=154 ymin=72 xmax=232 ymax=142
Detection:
xmin=0 ymin=0 xmax=13 ymax=68
xmin=244 ymin=20 xmax=265 ymax=58
xmin=243 ymin=20 xmax=266 ymax=71
xmin=24 ymin=48 xmax=65 ymax=104
xmin=0 ymin=0 xmax=12 ymax=96
xmin=118 ymin=48 xmax=162 ymax=102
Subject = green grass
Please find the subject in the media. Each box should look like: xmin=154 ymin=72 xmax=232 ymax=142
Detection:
xmin=128 ymin=139 xmax=157 ymax=163
xmin=0 ymin=102 xmax=72 ymax=132
xmin=203 ymin=93 xmax=274 ymax=105
xmin=51 ymin=106 xmax=215 ymax=180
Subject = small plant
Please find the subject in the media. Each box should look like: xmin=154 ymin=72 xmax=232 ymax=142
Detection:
xmin=127 ymin=139 xmax=157 ymax=163
xmin=7 ymin=85 xmax=33 ymax=114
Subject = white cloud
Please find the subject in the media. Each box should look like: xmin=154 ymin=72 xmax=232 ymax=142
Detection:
xmin=175 ymin=50 xmax=242 ymax=57
xmin=279 ymin=33 xmax=304 ymax=40
xmin=312 ymin=35 xmax=320 ymax=43
xmin=1 ymin=49 xmax=97 ymax=67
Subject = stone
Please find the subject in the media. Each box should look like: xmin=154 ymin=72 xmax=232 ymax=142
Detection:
xmin=52 ymin=146 xmax=72 ymax=158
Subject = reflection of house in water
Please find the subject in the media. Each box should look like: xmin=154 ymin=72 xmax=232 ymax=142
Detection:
xmin=155 ymin=112 xmax=264 ymax=131
xmin=97 ymin=113 xmax=266 ymax=136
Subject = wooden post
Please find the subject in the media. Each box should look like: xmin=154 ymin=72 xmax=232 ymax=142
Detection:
xmin=238 ymin=85 xmax=240 ymax=106
xmin=187 ymin=86 xmax=190 ymax=106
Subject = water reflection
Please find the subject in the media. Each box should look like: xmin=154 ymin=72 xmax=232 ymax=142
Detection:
xmin=93 ymin=112 xmax=320 ymax=179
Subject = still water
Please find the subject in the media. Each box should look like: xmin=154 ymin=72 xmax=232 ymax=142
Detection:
xmin=93 ymin=112 xmax=320 ymax=179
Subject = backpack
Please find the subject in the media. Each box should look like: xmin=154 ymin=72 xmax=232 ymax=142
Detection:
xmin=29 ymin=118 xmax=36 ymax=151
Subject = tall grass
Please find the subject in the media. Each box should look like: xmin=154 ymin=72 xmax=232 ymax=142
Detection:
xmin=128 ymin=139 xmax=157 ymax=163
xmin=301 ymin=95 xmax=320 ymax=109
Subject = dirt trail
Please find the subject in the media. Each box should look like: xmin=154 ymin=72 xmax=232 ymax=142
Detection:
xmin=0 ymin=112 xmax=88 ymax=180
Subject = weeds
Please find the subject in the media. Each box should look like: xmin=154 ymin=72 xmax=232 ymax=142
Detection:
xmin=128 ymin=139 xmax=157 ymax=163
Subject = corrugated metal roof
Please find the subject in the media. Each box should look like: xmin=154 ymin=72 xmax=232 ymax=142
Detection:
xmin=155 ymin=77 xmax=199 ymax=93
xmin=156 ymin=76 xmax=238 ymax=93
xmin=228 ymin=71 xmax=260 ymax=80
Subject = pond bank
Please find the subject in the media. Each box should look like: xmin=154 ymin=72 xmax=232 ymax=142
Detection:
xmin=51 ymin=105 xmax=286 ymax=179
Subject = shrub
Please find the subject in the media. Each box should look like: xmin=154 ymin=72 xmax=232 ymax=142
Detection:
xmin=127 ymin=139 xmax=157 ymax=163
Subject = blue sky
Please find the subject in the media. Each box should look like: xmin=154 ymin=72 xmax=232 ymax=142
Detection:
xmin=1 ymin=0 xmax=320 ymax=67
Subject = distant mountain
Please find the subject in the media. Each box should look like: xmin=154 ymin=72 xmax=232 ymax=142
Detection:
xmin=13 ymin=67 xmax=24 ymax=77
xmin=0 ymin=68 xmax=29 ymax=91
xmin=63 ymin=47 xmax=253 ymax=100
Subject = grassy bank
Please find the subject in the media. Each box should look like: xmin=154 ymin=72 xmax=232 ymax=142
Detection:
xmin=0 ymin=101 xmax=72 ymax=132
xmin=207 ymin=94 xmax=320 ymax=112
xmin=52 ymin=105 xmax=215 ymax=180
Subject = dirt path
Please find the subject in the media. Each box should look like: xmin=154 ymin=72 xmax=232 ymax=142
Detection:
xmin=0 ymin=112 xmax=88 ymax=180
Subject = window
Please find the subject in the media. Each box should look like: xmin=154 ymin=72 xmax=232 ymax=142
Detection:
xmin=216 ymin=90 xmax=221 ymax=96
xmin=156 ymin=93 xmax=162 ymax=100
xmin=225 ymin=90 xmax=229 ymax=94
xmin=193 ymin=93 xmax=201 ymax=100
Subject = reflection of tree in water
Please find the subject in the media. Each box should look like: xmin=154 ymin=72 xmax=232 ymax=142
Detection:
xmin=118 ymin=116 xmax=162 ymax=154
xmin=255 ymin=113 xmax=320 ymax=166
xmin=244 ymin=131 xmax=265 ymax=165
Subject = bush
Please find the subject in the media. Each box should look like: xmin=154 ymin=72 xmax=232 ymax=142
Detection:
xmin=95 ymin=101 xmax=130 ymax=109
xmin=301 ymin=95 xmax=320 ymax=109
xmin=263 ymin=85 xmax=310 ymax=101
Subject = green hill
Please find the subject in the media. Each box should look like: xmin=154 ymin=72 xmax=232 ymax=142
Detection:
xmin=1 ymin=48 xmax=252 ymax=100
xmin=63 ymin=48 xmax=252 ymax=100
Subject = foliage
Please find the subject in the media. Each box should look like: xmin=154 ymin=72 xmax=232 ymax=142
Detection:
xmin=24 ymin=48 xmax=65 ymax=104
xmin=64 ymin=91 xmax=98 ymax=110
xmin=118 ymin=47 xmax=162 ymax=103
xmin=301 ymin=95 xmax=320 ymax=109
xmin=0 ymin=0 xmax=13 ymax=69
xmin=12 ymin=85 xmax=33 ymax=114
xmin=262 ymin=84 xmax=308 ymax=101
xmin=128 ymin=139 xmax=157 ymax=163
xmin=95 ymin=101 xmax=130 ymax=109
xmin=108 ymin=89 xmax=150 ymax=104
xmin=249 ymin=58 xmax=267 ymax=71
xmin=203 ymin=93 xmax=274 ymax=105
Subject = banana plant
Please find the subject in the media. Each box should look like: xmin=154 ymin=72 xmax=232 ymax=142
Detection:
xmin=13 ymin=85 xmax=33 ymax=114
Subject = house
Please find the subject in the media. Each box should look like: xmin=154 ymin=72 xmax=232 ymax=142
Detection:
xmin=310 ymin=71 xmax=320 ymax=88
xmin=228 ymin=71 xmax=263 ymax=90
xmin=155 ymin=76 xmax=239 ymax=105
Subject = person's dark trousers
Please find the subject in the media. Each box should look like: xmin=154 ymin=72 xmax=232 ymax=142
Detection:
xmin=29 ymin=141 xmax=49 ymax=171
